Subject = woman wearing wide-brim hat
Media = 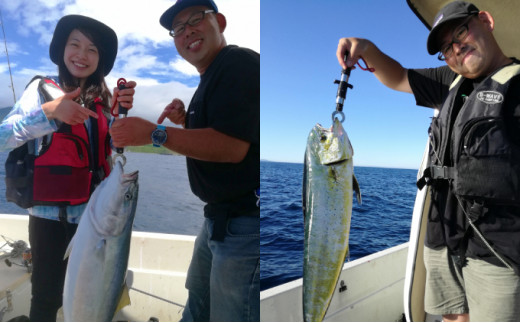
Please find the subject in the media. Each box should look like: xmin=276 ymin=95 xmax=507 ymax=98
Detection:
xmin=0 ymin=14 xmax=136 ymax=321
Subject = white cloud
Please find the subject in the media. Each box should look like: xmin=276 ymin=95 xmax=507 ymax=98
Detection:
xmin=169 ymin=55 xmax=198 ymax=77
xmin=0 ymin=73 xmax=27 ymax=108
xmin=1 ymin=42 xmax=26 ymax=57
xmin=62 ymin=0 xmax=173 ymax=45
xmin=128 ymin=81 xmax=197 ymax=123
xmin=218 ymin=0 xmax=260 ymax=52
xmin=0 ymin=63 xmax=10 ymax=74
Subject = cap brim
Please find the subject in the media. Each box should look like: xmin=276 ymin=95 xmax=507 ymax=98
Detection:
xmin=427 ymin=13 xmax=472 ymax=54
xmin=159 ymin=0 xmax=218 ymax=30
xmin=160 ymin=5 xmax=180 ymax=30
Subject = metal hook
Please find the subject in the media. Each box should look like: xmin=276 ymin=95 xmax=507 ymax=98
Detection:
xmin=332 ymin=110 xmax=345 ymax=123
xmin=113 ymin=153 xmax=127 ymax=167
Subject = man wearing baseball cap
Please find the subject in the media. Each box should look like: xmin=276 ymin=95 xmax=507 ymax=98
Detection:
xmin=110 ymin=0 xmax=259 ymax=321
xmin=336 ymin=1 xmax=520 ymax=321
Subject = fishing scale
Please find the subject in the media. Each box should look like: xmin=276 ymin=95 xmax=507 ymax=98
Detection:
xmin=112 ymin=78 xmax=129 ymax=166
xmin=333 ymin=52 xmax=353 ymax=123
xmin=333 ymin=51 xmax=375 ymax=123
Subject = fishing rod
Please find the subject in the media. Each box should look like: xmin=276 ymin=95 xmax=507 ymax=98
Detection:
xmin=0 ymin=9 xmax=16 ymax=105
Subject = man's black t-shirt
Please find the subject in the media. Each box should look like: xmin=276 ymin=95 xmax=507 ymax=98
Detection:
xmin=185 ymin=45 xmax=260 ymax=205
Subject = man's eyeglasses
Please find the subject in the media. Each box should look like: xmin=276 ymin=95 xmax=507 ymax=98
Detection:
xmin=169 ymin=10 xmax=214 ymax=38
xmin=438 ymin=15 xmax=475 ymax=61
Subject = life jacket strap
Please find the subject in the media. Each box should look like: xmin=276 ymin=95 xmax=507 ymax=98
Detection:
xmin=417 ymin=165 xmax=456 ymax=190
xmin=58 ymin=205 xmax=73 ymax=240
xmin=456 ymin=198 xmax=513 ymax=270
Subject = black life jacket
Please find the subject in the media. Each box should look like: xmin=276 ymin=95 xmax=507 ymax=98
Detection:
xmin=418 ymin=63 xmax=520 ymax=208
xmin=5 ymin=76 xmax=112 ymax=208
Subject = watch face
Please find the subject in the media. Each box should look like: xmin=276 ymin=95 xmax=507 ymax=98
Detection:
xmin=153 ymin=129 xmax=167 ymax=144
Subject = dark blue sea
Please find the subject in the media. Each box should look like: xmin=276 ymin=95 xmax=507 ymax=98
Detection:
xmin=0 ymin=151 xmax=205 ymax=236
xmin=260 ymin=160 xmax=418 ymax=291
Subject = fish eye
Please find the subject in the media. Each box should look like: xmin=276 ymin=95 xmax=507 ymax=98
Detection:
xmin=125 ymin=193 xmax=132 ymax=200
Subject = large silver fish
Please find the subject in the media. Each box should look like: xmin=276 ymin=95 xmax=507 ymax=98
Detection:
xmin=63 ymin=161 xmax=138 ymax=321
xmin=302 ymin=118 xmax=361 ymax=322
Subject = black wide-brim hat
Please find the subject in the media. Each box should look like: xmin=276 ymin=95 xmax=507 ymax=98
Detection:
xmin=49 ymin=15 xmax=118 ymax=76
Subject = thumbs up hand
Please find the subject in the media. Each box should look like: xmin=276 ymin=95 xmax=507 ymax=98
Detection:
xmin=42 ymin=87 xmax=99 ymax=125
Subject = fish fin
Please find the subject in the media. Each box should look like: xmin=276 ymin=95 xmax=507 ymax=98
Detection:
xmin=115 ymin=284 xmax=131 ymax=314
xmin=96 ymin=239 xmax=106 ymax=249
xmin=353 ymin=174 xmax=362 ymax=205
xmin=63 ymin=234 xmax=75 ymax=260
xmin=302 ymin=149 xmax=308 ymax=219
xmin=94 ymin=239 xmax=107 ymax=259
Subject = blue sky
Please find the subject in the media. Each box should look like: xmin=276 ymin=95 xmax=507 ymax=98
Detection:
xmin=0 ymin=0 xmax=259 ymax=122
xmin=261 ymin=0 xmax=445 ymax=169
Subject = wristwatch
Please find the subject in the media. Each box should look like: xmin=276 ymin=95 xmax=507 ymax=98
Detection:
xmin=151 ymin=125 xmax=167 ymax=147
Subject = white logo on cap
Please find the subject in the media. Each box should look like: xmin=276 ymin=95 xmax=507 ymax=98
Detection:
xmin=433 ymin=14 xmax=444 ymax=28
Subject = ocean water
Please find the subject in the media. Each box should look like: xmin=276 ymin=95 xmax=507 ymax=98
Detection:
xmin=0 ymin=151 xmax=205 ymax=236
xmin=260 ymin=160 xmax=418 ymax=291
xmin=0 ymin=150 xmax=419 ymax=292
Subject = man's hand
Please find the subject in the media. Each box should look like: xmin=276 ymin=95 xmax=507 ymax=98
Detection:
xmin=158 ymin=98 xmax=186 ymax=126
xmin=110 ymin=117 xmax=155 ymax=147
xmin=336 ymin=37 xmax=412 ymax=93
xmin=336 ymin=37 xmax=372 ymax=70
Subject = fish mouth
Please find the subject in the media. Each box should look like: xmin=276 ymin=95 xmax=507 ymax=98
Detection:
xmin=324 ymin=159 xmax=347 ymax=166
xmin=123 ymin=170 xmax=139 ymax=183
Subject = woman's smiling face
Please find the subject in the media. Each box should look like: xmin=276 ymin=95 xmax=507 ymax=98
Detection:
xmin=63 ymin=29 xmax=99 ymax=85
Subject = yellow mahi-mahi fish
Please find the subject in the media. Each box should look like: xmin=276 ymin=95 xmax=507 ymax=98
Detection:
xmin=302 ymin=118 xmax=361 ymax=322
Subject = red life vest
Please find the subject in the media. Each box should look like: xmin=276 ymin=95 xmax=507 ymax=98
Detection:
xmin=5 ymin=76 xmax=112 ymax=208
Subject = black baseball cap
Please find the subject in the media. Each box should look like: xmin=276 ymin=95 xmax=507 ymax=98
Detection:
xmin=160 ymin=0 xmax=218 ymax=30
xmin=49 ymin=15 xmax=118 ymax=76
xmin=427 ymin=1 xmax=480 ymax=55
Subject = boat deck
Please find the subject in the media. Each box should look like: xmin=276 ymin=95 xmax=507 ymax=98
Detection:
xmin=0 ymin=214 xmax=194 ymax=322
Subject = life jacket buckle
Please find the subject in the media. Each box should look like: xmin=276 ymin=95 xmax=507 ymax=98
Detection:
xmin=430 ymin=165 xmax=451 ymax=179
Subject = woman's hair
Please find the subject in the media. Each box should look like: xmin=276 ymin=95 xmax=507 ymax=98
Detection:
xmin=57 ymin=27 xmax=112 ymax=116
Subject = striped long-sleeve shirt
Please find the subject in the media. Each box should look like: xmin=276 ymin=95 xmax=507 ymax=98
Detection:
xmin=1 ymin=76 xmax=90 ymax=223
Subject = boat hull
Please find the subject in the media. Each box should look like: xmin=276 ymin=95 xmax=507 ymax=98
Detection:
xmin=261 ymin=243 xmax=408 ymax=322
